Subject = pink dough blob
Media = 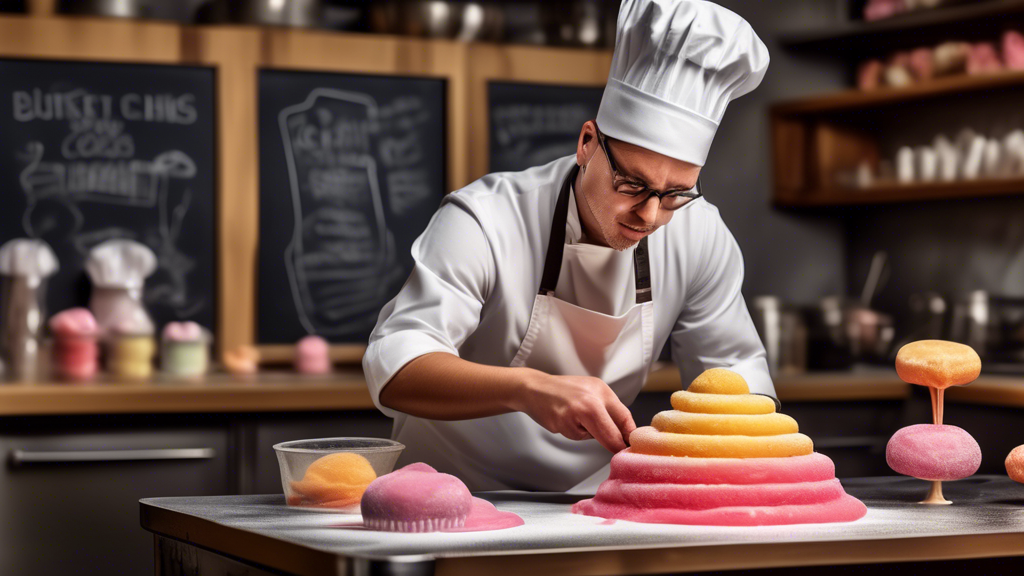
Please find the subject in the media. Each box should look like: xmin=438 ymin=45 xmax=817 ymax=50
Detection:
xmin=886 ymin=424 xmax=981 ymax=481
xmin=448 ymin=498 xmax=525 ymax=532
xmin=295 ymin=335 xmax=331 ymax=374
xmin=359 ymin=463 xmax=523 ymax=533
xmin=572 ymin=449 xmax=867 ymax=526
xmin=594 ymin=479 xmax=847 ymax=510
xmin=360 ymin=463 xmax=473 ymax=532
xmin=573 ymin=494 xmax=867 ymax=527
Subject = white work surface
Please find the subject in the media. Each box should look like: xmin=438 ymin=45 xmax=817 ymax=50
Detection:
xmin=141 ymin=476 xmax=1024 ymax=576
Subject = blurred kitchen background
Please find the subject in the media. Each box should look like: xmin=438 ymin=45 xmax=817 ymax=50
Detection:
xmin=4 ymin=1 xmax=1024 ymax=574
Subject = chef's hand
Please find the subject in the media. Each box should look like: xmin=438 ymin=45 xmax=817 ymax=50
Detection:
xmin=517 ymin=370 xmax=636 ymax=453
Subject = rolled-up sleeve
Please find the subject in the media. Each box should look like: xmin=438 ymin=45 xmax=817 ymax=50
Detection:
xmin=363 ymin=197 xmax=495 ymax=418
xmin=670 ymin=209 xmax=778 ymax=404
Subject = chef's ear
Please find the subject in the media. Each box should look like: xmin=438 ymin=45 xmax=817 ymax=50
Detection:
xmin=576 ymin=121 xmax=599 ymax=168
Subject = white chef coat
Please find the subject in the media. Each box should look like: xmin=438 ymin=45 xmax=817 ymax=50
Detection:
xmin=363 ymin=155 xmax=777 ymax=473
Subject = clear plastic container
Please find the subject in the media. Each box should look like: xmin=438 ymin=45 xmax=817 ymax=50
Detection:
xmin=273 ymin=437 xmax=404 ymax=511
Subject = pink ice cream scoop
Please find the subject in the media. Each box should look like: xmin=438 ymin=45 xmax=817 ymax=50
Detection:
xmin=360 ymin=463 xmax=473 ymax=532
xmin=49 ymin=308 xmax=100 ymax=382
xmin=886 ymin=424 xmax=981 ymax=481
xmin=295 ymin=335 xmax=331 ymax=374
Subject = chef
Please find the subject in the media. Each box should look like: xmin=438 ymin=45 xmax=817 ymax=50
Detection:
xmin=363 ymin=0 xmax=775 ymax=492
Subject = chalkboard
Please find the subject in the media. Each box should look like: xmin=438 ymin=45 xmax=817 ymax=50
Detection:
xmin=0 ymin=59 xmax=217 ymax=331
xmin=258 ymin=70 xmax=447 ymax=345
xmin=488 ymin=81 xmax=604 ymax=173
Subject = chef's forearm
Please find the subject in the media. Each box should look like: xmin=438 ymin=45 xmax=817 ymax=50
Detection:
xmin=378 ymin=352 xmax=536 ymax=420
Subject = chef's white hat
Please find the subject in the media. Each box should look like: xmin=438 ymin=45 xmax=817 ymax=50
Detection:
xmin=596 ymin=0 xmax=770 ymax=167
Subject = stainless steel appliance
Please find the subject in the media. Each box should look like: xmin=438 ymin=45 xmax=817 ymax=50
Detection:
xmin=951 ymin=290 xmax=1024 ymax=371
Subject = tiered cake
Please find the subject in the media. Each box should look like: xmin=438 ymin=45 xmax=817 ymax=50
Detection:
xmin=572 ymin=369 xmax=867 ymax=526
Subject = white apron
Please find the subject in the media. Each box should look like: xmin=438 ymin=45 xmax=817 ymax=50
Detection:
xmin=392 ymin=166 xmax=655 ymax=491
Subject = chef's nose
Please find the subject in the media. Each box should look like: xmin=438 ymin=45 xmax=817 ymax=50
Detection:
xmin=634 ymin=195 xmax=660 ymax=224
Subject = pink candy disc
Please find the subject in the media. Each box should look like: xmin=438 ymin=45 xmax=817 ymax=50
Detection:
xmin=607 ymin=449 xmax=836 ymax=485
xmin=360 ymin=463 xmax=473 ymax=532
xmin=572 ymin=449 xmax=867 ymax=526
xmin=295 ymin=335 xmax=331 ymax=374
xmin=573 ymin=494 xmax=867 ymax=527
xmin=886 ymin=424 xmax=981 ymax=481
xmin=594 ymin=479 xmax=847 ymax=510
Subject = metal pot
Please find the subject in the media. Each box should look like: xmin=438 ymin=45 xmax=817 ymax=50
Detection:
xmin=196 ymin=0 xmax=323 ymax=28
xmin=540 ymin=0 xmax=610 ymax=48
xmin=370 ymin=0 xmax=463 ymax=38
xmin=58 ymin=0 xmax=149 ymax=18
xmin=456 ymin=1 xmax=504 ymax=42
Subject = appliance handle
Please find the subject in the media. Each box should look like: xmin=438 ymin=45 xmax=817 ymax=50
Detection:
xmin=9 ymin=448 xmax=215 ymax=466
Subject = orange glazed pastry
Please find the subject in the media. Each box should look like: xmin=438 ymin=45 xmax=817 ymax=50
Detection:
xmin=288 ymin=452 xmax=377 ymax=512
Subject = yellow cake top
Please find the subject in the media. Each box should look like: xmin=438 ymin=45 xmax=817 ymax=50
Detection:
xmin=631 ymin=368 xmax=813 ymax=459
xmin=687 ymin=367 xmax=750 ymax=395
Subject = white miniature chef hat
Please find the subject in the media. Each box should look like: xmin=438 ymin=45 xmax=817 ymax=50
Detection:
xmin=0 ymin=238 xmax=59 ymax=279
xmin=85 ymin=239 xmax=157 ymax=290
xmin=596 ymin=0 xmax=770 ymax=166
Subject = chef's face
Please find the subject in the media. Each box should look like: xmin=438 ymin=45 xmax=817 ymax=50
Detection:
xmin=574 ymin=121 xmax=701 ymax=251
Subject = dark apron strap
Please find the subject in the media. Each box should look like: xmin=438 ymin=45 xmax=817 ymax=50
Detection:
xmin=539 ymin=165 xmax=652 ymax=304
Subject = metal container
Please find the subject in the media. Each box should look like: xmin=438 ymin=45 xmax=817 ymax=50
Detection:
xmin=196 ymin=0 xmax=323 ymax=27
xmin=951 ymin=290 xmax=1024 ymax=370
xmin=540 ymin=0 xmax=610 ymax=47
xmin=58 ymin=0 xmax=149 ymax=18
xmin=752 ymin=296 xmax=808 ymax=377
xmin=0 ymin=275 xmax=47 ymax=381
xmin=370 ymin=0 xmax=463 ymax=38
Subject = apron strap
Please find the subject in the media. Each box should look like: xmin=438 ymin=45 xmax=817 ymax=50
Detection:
xmin=539 ymin=165 xmax=652 ymax=305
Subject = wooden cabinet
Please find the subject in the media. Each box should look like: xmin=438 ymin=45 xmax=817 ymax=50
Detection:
xmin=0 ymin=415 xmax=231 ymax=576
xmin=0 ymin=410 xmax=394 ymax=576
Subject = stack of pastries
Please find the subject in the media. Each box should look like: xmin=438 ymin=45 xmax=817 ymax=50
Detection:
xmin=573 ymin=369 xmax=867 ymax=526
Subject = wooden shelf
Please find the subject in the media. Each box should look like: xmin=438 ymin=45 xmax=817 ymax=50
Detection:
xmin=771 ymin=71 xmax=1024 ymax=206
xmin=776 ymin=178 xmax=1024 ymax=207
xmin=0 ymin=371 xmax=375 ymax=416
xmin=780 ymin=0 xmax=1024 ymax=56
xmin=772 ymin=71 xmax=1024 ymax=116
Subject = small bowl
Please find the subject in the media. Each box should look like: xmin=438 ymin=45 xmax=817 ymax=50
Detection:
xmin=273 ymin=437 xmax=404 ymax=511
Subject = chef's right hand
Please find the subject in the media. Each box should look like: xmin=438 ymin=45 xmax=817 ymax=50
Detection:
xmin=516 ymin=370 xmax=636 ymax=453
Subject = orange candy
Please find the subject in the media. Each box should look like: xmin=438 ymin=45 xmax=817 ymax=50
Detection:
xmin=895 ymin=340 xmax=980 ymax=390
xmin=289 ymin=452 xmax=377 ymax=509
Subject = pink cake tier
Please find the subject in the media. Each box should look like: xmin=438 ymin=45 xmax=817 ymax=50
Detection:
xmin=572 ymin=368 xmax=867 ymax=526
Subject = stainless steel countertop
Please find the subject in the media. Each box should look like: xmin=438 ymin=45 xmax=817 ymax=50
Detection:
xmin=141 ymin=475 xmax=1024 ymax=576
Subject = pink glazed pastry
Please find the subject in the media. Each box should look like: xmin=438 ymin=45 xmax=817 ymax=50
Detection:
xmin=886 ymin=424 xmax=981 ymax=481
xmin=295 ymin=335 xmax=330 ymax=374
xmin=360 ymin=463 xmax=523 ymax=533
xmin=361 ymin=463 xmax=473 ymax=532
xmin=49 ymin=308 xmax=100 ymax=381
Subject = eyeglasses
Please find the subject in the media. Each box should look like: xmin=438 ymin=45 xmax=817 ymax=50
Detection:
xmin=596 ymin=128 xmax=702 ymax=211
